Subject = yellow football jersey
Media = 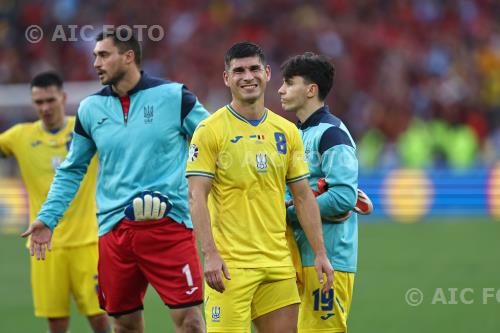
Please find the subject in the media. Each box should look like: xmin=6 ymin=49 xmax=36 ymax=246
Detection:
xmin=0 ymin=117 xmax=98 ymax=248
xmin=186 ymin=105 xmax=309 ymax=268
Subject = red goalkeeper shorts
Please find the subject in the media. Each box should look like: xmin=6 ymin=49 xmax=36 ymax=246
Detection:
xmin=97 ymin=217 xmax=203 ymax=316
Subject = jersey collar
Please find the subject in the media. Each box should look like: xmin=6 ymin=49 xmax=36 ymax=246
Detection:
xmin=40 ymin=117 xmax=68 ymax=135
xmin=101 ymin=71 xmax=150 ymax=97
xmin=226 ymin=104 xmax=268 ymax=127
xmin=297 ymin=105 xmax=330 ymax=130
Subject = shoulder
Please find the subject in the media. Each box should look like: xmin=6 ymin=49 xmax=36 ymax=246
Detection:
xmin=267 ymin=110 xmax=297 ymax=130
xmin=78 ymin=94 xmax=103 ymax=112
xmin=191 ymin=107 xmax=228 ymax=140
xmin=6 ymin=122 xmax=35 ymax=135
xmin=137 ymin=75 xmax=183 ymax=97
xmin=199 ymin=106 xmax=227 ymax=127
xmin=0 ymin=122 xmax=35 ymax=151
xmin=140 ymin=75 xmax=176 ymax=89
xmin=266 ymin=110 xmax=301 ymax=139
xmin=317 ymin=121 xmax=355 ymax=155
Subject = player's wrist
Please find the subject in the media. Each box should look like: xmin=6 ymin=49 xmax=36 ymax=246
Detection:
xmin=202 ymin=247 xmax=221 ymax=258
xmin=314 ymin=248 xmax=328 ymax=258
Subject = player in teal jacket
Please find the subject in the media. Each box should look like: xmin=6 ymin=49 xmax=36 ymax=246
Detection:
xmin=23 ymin=28 xmax=208 ymax=333
xmin=280 ymin=52 xmax=364 ymax=333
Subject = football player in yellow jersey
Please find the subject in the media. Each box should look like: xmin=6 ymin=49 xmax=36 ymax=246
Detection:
xmin=0 ymin=72 xmax=110 ymax=333
xmin=187 ymin=42 xmax=333 ymax=333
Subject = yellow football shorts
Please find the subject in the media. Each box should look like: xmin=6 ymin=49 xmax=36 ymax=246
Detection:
xmin=30 ymin=242 xmax=104 ymax=318
xmin=204 ymin=266 xmax=300 ymax=332
xmin=298 ymin=267 xmax=354 ymax=333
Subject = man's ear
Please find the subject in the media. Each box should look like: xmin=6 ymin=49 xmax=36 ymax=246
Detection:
xmin=307 ymin=83 xmax=318 ymax=98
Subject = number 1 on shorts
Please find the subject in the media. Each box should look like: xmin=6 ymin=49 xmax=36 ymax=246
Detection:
xmin=182 ymin=264 xmax=193 ymax=287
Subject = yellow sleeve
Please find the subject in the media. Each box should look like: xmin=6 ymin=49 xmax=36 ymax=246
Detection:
xmin=0 ymin=125 xmax=21 ymax=157
xmin=286 ymin=126 xmax=309 ymax=184
xmin=186 ymin=123 xmax=218 ymax=178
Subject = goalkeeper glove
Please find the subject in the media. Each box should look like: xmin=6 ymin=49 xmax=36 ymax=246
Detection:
xmin=287 ymin=178 xmax=374 ymax=223
xmin=124 ymin=190 xmax=173 ymax=221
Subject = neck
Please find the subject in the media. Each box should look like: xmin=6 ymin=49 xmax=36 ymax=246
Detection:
xmin=112 ymin=68 xmax=141 ymax=97
xmin=43 ymin=116 xmax=66 ymax=132
xmin=230 ymin=98 xmax=266 ymax=120
xmin=296 ymin=100 xmax=325 ymax=123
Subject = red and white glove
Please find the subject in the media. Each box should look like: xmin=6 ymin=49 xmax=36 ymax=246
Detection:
xmin=287 ymin=178 xmax=373 ymax=223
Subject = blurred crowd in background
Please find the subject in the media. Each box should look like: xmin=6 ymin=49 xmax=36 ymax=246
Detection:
xmin=0 ymin=0 xmax=499 ymax=170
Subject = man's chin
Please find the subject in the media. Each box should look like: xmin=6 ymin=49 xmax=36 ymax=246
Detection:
xmin=240 ymin=92 xmax=261 ymax=104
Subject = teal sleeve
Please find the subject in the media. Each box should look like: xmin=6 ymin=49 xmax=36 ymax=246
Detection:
xmin=287 ymin=144 xmax=358 ymax=221
xmin=181 ymin=100 xmax=210 ymax=136
xmin=316 ymin=144 xmax=358 ymax=216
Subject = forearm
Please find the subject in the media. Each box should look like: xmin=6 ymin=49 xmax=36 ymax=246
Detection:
xmin=316 ymin=185 xmax=357 ymax=216
xmin=294 ymin=190 xmax=327 ymax=256
xmin=189 ymin=191 xmax=218 ymax=256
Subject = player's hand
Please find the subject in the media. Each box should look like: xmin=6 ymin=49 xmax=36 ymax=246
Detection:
xmin=314 ymin=254 xmax=334 ymax=294
xmin=204 ymin=250 xmax=231 ymax=293
xmin=21 ymin=220 xmax=53 ymax=260
xmin=124 ymin=190 xmax=173 ymax=221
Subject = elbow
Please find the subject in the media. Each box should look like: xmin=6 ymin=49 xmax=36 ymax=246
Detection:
xmin=329 ymin=187 xmax=357 ymax=212
xmin=342 ymin=188 xmax=357 ymax=211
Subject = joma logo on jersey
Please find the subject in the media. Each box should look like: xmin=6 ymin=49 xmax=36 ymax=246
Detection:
xmin=230 ymin=135 xmax=243 ymax=143
xmin=144 ymin=105 xmax=154 ymax=124
xmin=256 ymin=153 xmax=268 ymax=172
xmin=211 ymin=306 xmax=221 ymax=322
xmin=321 ymin=313 xmax=334 ymax=320
xmin=31 ymin=140 xmax=42 ymax=147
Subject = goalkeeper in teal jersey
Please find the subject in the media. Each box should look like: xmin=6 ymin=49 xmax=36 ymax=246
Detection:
xmin=279 ymin=52 xmax=363 ymax=333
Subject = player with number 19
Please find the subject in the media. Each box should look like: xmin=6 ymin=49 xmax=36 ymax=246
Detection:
xmin=279 ymin=52 xmax=361 ymax=332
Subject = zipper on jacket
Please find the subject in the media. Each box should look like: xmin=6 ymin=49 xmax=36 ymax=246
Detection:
xmin=119 ymin=95 xmax=131 ymax=126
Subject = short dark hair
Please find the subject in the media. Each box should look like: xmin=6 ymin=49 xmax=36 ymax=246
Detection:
xmin=96 ymin=27 xmax=142 ymax=65
xmin=224 ymin=41 xmax=266 ymax=70
xmin=30 ymin=71 xmax=64 ymax=89
xmin=280 ymin=52 xmax=335 ymax=101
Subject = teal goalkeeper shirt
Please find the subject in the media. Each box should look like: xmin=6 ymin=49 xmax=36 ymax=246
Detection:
xmin=37 ymin=72 xmax=209 ymax=236
xmin=287 ymin=106 xmax=358 ymax=272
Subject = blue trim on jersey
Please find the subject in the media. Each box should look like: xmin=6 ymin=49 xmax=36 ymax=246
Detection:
xmin=286 ymin=173 xmax=309 ymax=184
xmin=226 ymin=104 xmax=268 ymax=127
xmin=318 ymin=126 xmax=354 ymax=155
xmin=180 ymin=85 xmax=197 ymax=124
xmin=185 ymin=171 xmax=215 ymax=178
xmin=93 ymin=71 xmax=173 ymax=97
xmin=74 ymin=114 xmax=91 ymax=139
xmin=48 ymin=128 xmax=60 ymax=134
xmin=298 ymin=106 xmax=341 ymax=130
